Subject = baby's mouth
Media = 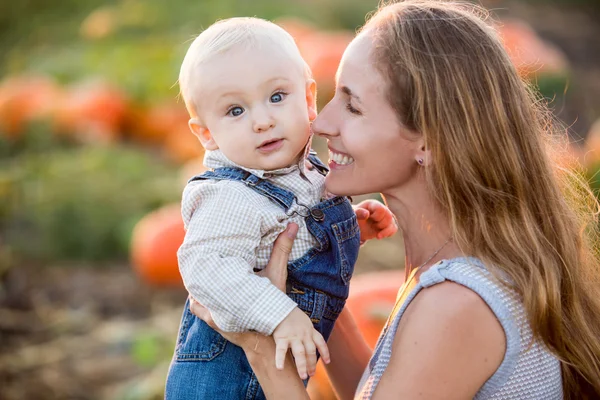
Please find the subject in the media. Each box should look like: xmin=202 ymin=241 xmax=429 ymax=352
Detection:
xmin=258 ymin=139 xmax=284 ymax=152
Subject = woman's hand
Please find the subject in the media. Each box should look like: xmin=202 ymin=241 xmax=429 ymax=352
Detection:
xmin=255 ymin=223 xmax=298 ymax=290
xmin=189 ymin=223 xmax=299 ymax=349
xmin=189 ymin=297 xmax=254 ymax=348
xmin=354 ymin=200 xmax=398 ymax=243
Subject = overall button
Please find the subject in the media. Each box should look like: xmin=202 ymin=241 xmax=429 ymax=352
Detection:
xmin=310 ymin=208 xmax=325 ymax=222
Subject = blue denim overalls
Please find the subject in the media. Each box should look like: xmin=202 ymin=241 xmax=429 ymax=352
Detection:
xmin=165 ymin=153 xmax=360 ymax=400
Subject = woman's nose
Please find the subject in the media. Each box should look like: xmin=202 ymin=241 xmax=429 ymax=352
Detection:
xmin=312 ymin=103 xmax=338 ymax=138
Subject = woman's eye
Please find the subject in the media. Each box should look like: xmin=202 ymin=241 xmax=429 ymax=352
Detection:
xmin=346 ymin=102 xmax=361 ymax=115
xmin=227 ymin=106 xmax=244 ymax=117
xmin=270 ymin=92 xmax=285 ymax=103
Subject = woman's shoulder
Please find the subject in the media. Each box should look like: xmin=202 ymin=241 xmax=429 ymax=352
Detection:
xmin=376 ymin=277 xmax=507 ymax=398
xmin=408 ymin=257 xmax=541 ymax=397
xmin=402 ymin=276 xmax=508 ymax=362
xmin=419 ymin=257 xmax=519 ymax=311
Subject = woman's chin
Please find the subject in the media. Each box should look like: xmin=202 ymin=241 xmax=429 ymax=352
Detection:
xmin=325 ymin=175 xmax=359 ymax=197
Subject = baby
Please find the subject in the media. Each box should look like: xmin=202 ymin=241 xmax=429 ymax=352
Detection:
xmin=164 ymin=17 xmax=396 ymax=400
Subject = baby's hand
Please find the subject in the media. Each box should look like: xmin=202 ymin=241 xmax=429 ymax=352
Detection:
xmin=272 ymin=307 xmax=330 ymax=379
xmin=354 ymin=200 xmax=398 ymax=243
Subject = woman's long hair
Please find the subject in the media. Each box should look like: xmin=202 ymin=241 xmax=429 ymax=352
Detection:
xmin=364 ymin=1 xmax=600 ymax=397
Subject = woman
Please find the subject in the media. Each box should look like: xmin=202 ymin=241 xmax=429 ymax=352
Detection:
xmin=191 ymin=1 xmax=600 ymax=398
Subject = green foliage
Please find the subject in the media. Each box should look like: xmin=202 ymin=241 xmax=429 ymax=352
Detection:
xmin=1 ymin=138 xmax=181 ymax=263
xmin=0 ymin=0 xmax=379 ymax=102
xmin=535 ymin=72 xmax=570 ymax=101
xmin=131 ymin=333 xmax=172 ymax=367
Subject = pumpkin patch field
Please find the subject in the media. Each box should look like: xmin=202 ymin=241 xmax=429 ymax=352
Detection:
xmin=0 ymin=0 xmax=599 ymax=399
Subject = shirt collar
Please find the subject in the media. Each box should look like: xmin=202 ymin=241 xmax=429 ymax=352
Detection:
xmin=203 ymin=138 xmax=312 ymax=179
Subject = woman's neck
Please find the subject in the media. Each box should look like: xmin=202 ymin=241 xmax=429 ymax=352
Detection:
xmin=382 ymin=187 xmax=461 ymax=276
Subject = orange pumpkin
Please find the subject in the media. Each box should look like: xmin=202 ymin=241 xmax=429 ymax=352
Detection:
xmin=130 ymin=203 xmax=185 ymax=287
xmin=275 ymin=17 xmax=318 ymax=44
xmin=164 ymin=128 xmax=205 ymax=164
xmin=496 ymin=20 xmax=568 ymax=78
xmin=126 ymin=101 xmax=189 ymax=145
xmin=299 ymin=31 xmax=353 ymax=93
xmin=53 ymin=80 xmax=129 ymax=143
xmin=0 ymin=75 xmax=61 ymax=138
xmin=306 ymin=360 xmax=337 ymax=400
xmin=346 ymin=270 xmax=405 ymax=349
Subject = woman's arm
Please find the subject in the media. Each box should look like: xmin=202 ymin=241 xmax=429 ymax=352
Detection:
xmin=245 ymin=334 xmax=311 ymax=399
xmin=325 ymin=308 xmax=372 ymax=400
xmin=189 ymin=298 xmax=310 ymax=399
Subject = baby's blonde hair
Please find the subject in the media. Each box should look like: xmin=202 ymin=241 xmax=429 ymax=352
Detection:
xmin=179 ymin=17 xmax=311 ymax=118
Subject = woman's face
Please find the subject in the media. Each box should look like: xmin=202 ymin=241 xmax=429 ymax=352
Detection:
xmin=313 ymin=32 xmax=423 ymax=197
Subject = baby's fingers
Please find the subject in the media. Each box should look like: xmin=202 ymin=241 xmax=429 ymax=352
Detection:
xmin=304 ymin=339 xmax=318 ymax=377
xmin=313 ymin=330 xmax=330 ymax=364
xmin=354 ymin=207 xmax=370 ymax=220
xmin=275 ymin=338 xmax=290 ymax=370
xmin=377 ymin=223 xmax=398 ymax=239
xmin=291 ymin=339 xmax=308 ymax=379
xmin=369 ymin=204 xmax=387 ymax=222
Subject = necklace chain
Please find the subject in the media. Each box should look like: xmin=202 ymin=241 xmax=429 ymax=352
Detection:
xmin=411 ymin=236 xmax=453 ymax=273
xmin=385 ymin=236 xmax=453 ymax=327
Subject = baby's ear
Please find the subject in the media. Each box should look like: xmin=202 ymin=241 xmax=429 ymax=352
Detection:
xmin=305 ymin=79 xmax=317 ymax=121
xmin=189 ymin=118 xmax=218 ymax=150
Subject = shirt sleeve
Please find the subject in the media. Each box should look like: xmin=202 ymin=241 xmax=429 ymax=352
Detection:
xmin=178 ymin=181 xmax=297 ymax=334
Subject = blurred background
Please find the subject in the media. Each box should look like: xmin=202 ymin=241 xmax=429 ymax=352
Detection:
xmin=0 ymin=0 xmax=599 ymax=399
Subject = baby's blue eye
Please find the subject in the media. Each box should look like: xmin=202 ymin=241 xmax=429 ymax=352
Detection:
xmin=270 ymin=93 xmax=284 ymax=103
xmin=228 ymin=106 xmax=244 ymax=117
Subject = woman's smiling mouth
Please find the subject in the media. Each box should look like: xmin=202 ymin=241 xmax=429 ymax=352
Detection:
xmin=328 ymin=148 xmax=355 ymax=166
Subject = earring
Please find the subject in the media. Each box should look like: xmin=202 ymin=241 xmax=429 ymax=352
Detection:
xmin=417 ymin=158 xmax=424 ymax=165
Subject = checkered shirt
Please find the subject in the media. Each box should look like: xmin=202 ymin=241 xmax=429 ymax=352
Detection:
xmin=178 ymin=148 xmax=326 ymax=335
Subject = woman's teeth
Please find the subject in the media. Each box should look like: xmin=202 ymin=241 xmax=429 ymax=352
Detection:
xmin=329 ymin=150 xmax=355 ymax=165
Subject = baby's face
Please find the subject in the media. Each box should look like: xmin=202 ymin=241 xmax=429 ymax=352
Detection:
xmin=194 ymin=42 xmax=316 ymax=170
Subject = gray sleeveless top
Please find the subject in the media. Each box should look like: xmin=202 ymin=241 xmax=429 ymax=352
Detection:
xmin=355 ymin=257 xmax=563 ymax=399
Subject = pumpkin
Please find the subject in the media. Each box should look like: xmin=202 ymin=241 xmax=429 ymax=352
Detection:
xmin=298 ymin=31 xmax=353 ymax=99
xmin=126 ymin=101 xmax=189 ymax=145
xmin=273 ymin=20 xmax=352 ymax=99
xmin=130 ymin=203 xmax=185 ymax=287
xmin=164 ymin=128 xmax=205 ymax=164
xmin=0 ymin=75 xmax=61 ymax=138
xmin=53 ymin=80 xmax=129 ymax=143
xmin=275 ymin=17 xmax=317 ymax=45
xmin=496 ymin=19 xmax=568 ymax=78
xmin=346 ymin=270 xmax=405 ymax=349
xmin=306 ymin=360 xmax=337 ymax=400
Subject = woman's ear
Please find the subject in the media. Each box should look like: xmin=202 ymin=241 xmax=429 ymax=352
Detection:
xmin=415 ymin=140 xmax=431 ymax=167
xmin=305 ymin=79 xmax=317 ymax=121
xmin=189 ymin=118 xmax=218 ymax=150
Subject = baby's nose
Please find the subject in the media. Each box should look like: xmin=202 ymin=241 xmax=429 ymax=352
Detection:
xmin=253 ymin=115 xmax=275 ymax=132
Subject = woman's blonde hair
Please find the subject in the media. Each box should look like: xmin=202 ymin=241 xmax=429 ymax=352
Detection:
xmin=363 ymin=1 xmax=600 ymax=397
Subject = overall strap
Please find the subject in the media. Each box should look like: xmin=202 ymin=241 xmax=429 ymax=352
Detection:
xmin=188 ymin=167 xmax=296 ymax=211
xmin=307 ymin=150 xmax=329 ymax=176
